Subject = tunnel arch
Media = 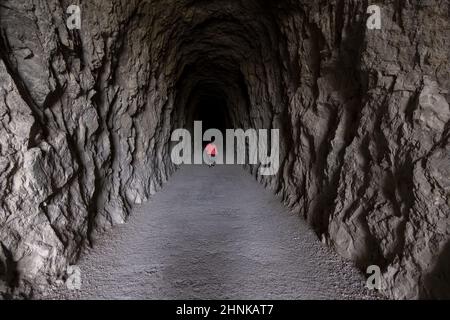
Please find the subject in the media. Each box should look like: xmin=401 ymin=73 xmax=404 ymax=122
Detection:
xmin=0 ymin=0 xmax=448 ymax=300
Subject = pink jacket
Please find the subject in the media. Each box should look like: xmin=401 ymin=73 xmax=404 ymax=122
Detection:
xmin=205 ymin=143 xmax=217 ymax=156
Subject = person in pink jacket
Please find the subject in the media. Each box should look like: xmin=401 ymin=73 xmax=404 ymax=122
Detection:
xmin=205 ymin=140 xmax=217 ymax=167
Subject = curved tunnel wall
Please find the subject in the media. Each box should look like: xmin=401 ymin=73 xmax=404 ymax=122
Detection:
xmin=0 ymin=0 xmax=448 ymax=299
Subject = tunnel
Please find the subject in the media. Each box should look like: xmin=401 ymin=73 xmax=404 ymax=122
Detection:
xmin=0 ymin=0 xmax=449 ymax=300
xmin=184 ymin=81 xmax=231 ymax=137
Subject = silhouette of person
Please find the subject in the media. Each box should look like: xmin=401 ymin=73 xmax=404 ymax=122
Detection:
xmin=205 ymin=138 xmax=217 ymax=167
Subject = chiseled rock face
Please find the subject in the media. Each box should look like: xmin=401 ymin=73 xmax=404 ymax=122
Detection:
xmin=0 ymin=0 xmax=448 ymax=299
xmin=0 ymin=0 xmax=177 ymax=297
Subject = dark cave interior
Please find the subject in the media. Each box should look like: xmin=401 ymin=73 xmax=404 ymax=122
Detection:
xmin=0 ymin=0 xmax=448 ymax=300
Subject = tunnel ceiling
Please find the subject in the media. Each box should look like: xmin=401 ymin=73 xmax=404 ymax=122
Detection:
xmin=0 ymin=0 xmax=449 ymax=299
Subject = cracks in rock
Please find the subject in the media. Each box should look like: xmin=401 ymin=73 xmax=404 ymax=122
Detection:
xmin=0 ymin=242 xmax=19 ymax=297
xmin=0 ymin=0 xmax=448 ymax=300
xmin=0 ymin=29 xmax=46 ymax=132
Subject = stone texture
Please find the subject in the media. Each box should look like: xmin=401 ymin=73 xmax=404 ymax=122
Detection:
xmin=0 ymin=0 xmax=448 ymax=299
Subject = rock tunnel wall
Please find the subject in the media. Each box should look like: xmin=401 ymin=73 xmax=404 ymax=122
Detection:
xmin=0 ymin=0 xmax=448 ymax=299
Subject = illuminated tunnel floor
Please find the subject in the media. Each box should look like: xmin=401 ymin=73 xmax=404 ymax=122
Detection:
xmin=45 ymin=165 xmax=379 ymax=299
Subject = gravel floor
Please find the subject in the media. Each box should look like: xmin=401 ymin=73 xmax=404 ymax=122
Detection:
xmin=41 ymin=165 xmax=380 ymax=300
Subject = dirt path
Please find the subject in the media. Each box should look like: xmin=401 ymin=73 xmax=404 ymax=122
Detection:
xmin=44 ymin=165 xmax=378 ymax=299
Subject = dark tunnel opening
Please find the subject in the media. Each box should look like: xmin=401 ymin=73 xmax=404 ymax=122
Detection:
xmin=173 ymin=59 xmax=245 ymax=153
xmin=191 ymin=85 xmax=230 ymax=135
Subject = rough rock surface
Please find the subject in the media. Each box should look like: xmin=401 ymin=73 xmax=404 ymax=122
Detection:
xmin=0 ymin=0 xmax=448 ymax=299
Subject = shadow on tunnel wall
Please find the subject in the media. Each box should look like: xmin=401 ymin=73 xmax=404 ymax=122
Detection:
xmin=419 ymin=240 xmax=450 ymax=299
